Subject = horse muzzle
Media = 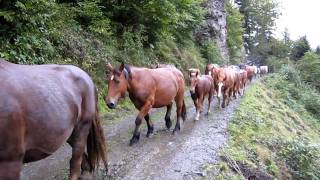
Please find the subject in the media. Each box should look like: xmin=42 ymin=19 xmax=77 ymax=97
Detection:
xmin=107 ymin=102 xmax=116 ymax=109
xmin=189 ymin=87 xmax=196 ymax=94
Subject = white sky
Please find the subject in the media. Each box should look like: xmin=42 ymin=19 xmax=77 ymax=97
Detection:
xmin=275 ymin=0 xmax=320 ymax=49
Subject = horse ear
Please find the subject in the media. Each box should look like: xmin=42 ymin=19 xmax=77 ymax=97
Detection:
xmin=197 ymin=69 xmax=201 ymax=76
xmin=196 ymin=71 xmax=200 ymax=79
xmin=188 ymin=69 xmax=192 ymax=77
xmin=119 ymin=62 xmax=125 ymax=72
xmin=106 ymin=62 xmax=113 ymax=72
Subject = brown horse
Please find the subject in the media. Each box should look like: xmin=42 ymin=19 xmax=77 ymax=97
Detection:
xmin=245 ymin=66 xmax=254 ymax=82
xmin=0 ymin=59 xmax=107 ymax=180
xmin=188 ymin=68 xmax=214 ymax=121
xmin=205 ymin=63 xmax=220 ymax=95
xmin=239 ymin=69 xmax=248 ymax=95
xmin=216 ymin=67 xmax=236 ymax=108
xmin=106 ymin=63 xmax=186 ymax=145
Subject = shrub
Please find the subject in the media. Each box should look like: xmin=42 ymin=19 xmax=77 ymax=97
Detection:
xmin=279 ymin=140 xmax=320 ymax=179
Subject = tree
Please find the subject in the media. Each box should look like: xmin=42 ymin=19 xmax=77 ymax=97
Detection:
xmin=291 ymin=36 xmax=311 ymax=61
xmin=235 ymin=0 xmax=279 ymax=63
xmin=226 ymin=1 xmax=244 ymax=64
xmin=315 ymin=46 xmax=320 ymax=55
xmin=298 ymin=52 xmax=320 ymax=90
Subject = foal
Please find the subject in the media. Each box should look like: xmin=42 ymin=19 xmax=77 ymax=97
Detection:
xmin=188 ymin=68 xmax=214 ymax=121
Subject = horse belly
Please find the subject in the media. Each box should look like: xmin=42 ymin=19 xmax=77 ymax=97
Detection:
xmin=153 ymin=88 xmax=177 ymax=108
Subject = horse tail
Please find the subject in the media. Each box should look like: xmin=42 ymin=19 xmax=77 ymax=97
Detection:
xmin=87 ymin=88 xmax=108 ymax=173
xmin=182 ymin=100 xmax=187 ymax=121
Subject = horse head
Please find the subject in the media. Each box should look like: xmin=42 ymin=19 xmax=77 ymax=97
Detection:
xmin=105 ymin=62 xmax=129 ymax=109
xmin=216 ymin=68 xmax=227 ymax=98
xmin=188 ymin=68 xmax=201 ymax=93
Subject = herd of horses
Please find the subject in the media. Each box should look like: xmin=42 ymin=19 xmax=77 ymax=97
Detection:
xmin=0 ymin=58 xmax=268 ymax=179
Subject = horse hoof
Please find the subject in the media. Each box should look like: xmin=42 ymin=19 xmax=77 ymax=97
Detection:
xmin=165 ymin=121 xmax=172 ymax=129
xmin=129 ymin=134 xmax=140 ymax=146
xmin=146 ymin=132 xmax=154 ymax=138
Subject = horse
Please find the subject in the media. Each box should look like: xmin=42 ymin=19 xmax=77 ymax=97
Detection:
xmin=188 ymin=68 xmax=214 ymax=121
xmin=229 ymin=65 xmax=242 ymax=99
xmin=205 ymin=63 xmax=220 ymax=95
xmin=245 ymin=65 xmax=256 ymax=82
xmin=260 ymin=66 xmax=268 ymax=76
xmin=0 ymin=59 xmax=107 ymax=180
xmin=239 ymin=69 xmax=248 ymax=95
xmin=216 ymin=67 xmax=236 ymax=108
xmin=205 ymin=63 xmax=220 ymax=76
xmin=105 ymin=63 xmax=186 ymax=145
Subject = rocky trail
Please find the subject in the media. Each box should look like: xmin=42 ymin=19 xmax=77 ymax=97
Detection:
xmin=21 ymin=84 xmax=249 ymax=180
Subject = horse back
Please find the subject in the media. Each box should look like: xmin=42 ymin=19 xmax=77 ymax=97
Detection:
xmin=0 ymin=60 xmax=96 ymax=162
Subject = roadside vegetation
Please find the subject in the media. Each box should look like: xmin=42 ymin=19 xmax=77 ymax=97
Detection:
xmin=206 ymin=64 xmax=320 ymax=179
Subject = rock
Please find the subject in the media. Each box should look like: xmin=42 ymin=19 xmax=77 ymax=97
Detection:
xmin=195 ymin=0 xmax=229 ymax=61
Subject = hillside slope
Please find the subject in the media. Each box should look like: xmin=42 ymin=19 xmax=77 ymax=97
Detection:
xmin=207 ymin=74 xmax=320 ymax=179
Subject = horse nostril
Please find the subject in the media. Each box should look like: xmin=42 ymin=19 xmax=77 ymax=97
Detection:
xmin=107 ymin=102 xmax=115 ymax=109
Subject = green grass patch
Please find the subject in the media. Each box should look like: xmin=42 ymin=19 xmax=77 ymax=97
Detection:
xmin=210 ymin=73 xmax=320 ymax=179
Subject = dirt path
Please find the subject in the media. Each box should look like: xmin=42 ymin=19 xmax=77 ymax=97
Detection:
xmin=21 ymin=86 xmax=247 ymax=180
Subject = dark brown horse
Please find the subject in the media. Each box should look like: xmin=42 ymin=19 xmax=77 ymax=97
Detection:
xmin=216 ymin=67 xmax=236 ymax=108
xmin=0 ymin=59 xmax=107 ymax=180
xmin=188 ymin=68 xmax=214 ymax=121
xmin=106 ymin=63 xmax=186 ymax=145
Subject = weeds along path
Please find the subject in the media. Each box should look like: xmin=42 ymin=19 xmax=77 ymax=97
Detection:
xmin=21 ymin=82 xmax=254 ymax=180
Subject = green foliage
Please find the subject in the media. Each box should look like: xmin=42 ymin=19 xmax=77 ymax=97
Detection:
xmin=236 ymin=0 xmax=280 ymax=63
xmin=290 ymin=36 xmax=311 ymax=61
xmin=265 ymin=56 xmax=287 ymax=72
xmin=315 ymin=46 xmax=320 ymax=55
xmin=201 ymin=40 xmax=224 ymax=64
xmin=298 ymin=51 xmax=320 ymax=91
xmin=215 ymin=73 xmax=320 ymax=179
xmin=226 ymin=1 xmax=244 ymax=64
xmin=100 ymin=0 xmax=204 ymax=43
xmin=279 ymin=140 xmax=320 ymax=179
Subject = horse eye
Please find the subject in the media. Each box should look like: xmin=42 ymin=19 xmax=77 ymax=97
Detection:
xmin=114 ymin=78 xmax=120 ymax=84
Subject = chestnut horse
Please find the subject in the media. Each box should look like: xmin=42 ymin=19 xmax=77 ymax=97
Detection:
xmin=229 ymin=65 xmax=242 ymax=99
xmin=188 ymin=68 xmax=214 ymax=121
xmin=0 ymin=59 xmax=107 ymax=180
xmin=245 ymin=65 xmax=256 ymax=82
xmin=106 ymin=63 xmax=186 ymax=145
xmin=216 ymin=67 xmax=236 ymax=108
xmin=239 ymin=69 xmax=248 ymax=95
xmin=205 ymin=63 xmax=220 ymax=95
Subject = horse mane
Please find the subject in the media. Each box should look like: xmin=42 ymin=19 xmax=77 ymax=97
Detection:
xmin=124 ymin=64 xmax=132 ymax=80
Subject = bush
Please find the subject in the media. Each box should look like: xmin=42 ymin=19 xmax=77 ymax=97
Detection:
xmin=201 ymin=40 xmax=224 ymax=64
xmin=278 ymin=64 xmax=302 ymax=86
xmin=298 ymin=51 xmax=320 ymax=91
xmin=279 ymin=140 xmax=320 ymax=179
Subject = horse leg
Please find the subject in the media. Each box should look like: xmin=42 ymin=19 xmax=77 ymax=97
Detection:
xmin=0 ymin=161 xmax=23 ymax=180
xmin=222 ymin=88 xmax=229 ymax=108
xmin=207 ymin=91 xmax=213 ymax=114
xmin=228 ymin=88 xmax=233 ymax=105
xmin=165 ymin=103 xmax=173 ymax=129
xmin=68 ymin=120 xmax=91 ymax=180
xmin=173 ymin=91 xmax=184 ymax=134
xmin=145 ymin=113 xmax=154 ymax=137
xmin=195 ymin=96 xmax=201 ymax=121
xmin=130 ymin=101 xmax=152 ymax=145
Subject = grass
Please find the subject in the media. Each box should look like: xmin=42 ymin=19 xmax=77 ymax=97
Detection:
xmin=206 ymin=74 xmax=320 ymax=179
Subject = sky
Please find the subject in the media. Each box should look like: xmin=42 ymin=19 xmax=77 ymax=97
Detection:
xmin=275 ymin=0 xmax=320 ymax=49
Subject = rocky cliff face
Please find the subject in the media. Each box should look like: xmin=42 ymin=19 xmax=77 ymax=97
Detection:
xmin=195 ymin=0 xmax=229 ymax=61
